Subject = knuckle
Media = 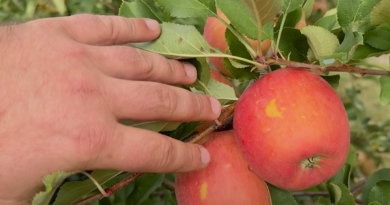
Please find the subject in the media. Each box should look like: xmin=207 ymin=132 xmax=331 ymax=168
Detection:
xmin=192 ymin=95 xmax=205 ymax=116
xmin=73 ymin=125 xmax=110 ymax=165
xmin=64 ymin=72 xmax=101 ymax=97
xmin=134 ymin=49 xmax=155 ymax=78
xmin=156 ymin=137 xmax=177 ymax=170
xmin=154 ymin=87 xmax=178 ymax=116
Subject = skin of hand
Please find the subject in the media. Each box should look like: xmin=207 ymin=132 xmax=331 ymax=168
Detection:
xmin=0 ymin=14 xmax=221 ymax=204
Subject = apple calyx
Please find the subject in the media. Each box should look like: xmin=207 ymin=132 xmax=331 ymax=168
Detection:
xmin=300 ymin=156 xmax=320 ymax=170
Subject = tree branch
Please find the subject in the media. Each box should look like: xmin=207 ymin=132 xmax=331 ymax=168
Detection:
xmin=72 ymin=102 xmax=237 ymax=205
xmin=269 ymin=58 xmax=390 ymax=76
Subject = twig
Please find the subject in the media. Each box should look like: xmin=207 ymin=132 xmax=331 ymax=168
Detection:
xmin=292 ymin=191 xmax=329 ymax=197
xmin=270 ymin=58 xmax=390 ymax=76
xmin=72 ymin=173 xmax=143 ymax=205
xmin=162 ymin=179 xmax=176 ymax=192
xmin=73 ymin=103 xmax=237 ymax=205
xmin=351 ymin=178 xmax=367 ymax=197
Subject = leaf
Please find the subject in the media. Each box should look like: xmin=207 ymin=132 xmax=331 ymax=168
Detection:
xmin=322 ymin=75 xmax=340 ymax=90
xmin=362 ymin=168 xmax=390 ymax=205
xmin=275 ymin=8 xmax=303 ymax=32
xmin=128 ymin=173 xmax=165 ymax=204
xmin=187 ymin=57 xmax=211 ymax=85
xmin=32 ymin=172 xmax=73 ymax=205
xmin=329 ymin=182 xmax=355 ymax=205
xmin=160 ymin=122 xmax=182 ymax=132
xmin=334 ymin=28 xmax=363 ymax=62
xmin=303 ymin=0 xmax=314 ymax=19
xmin=300 ymin=26 xmax=340 ymax=64
xmin=206 ymin=79 xmax=238 ymax=101
xmin=316 ymin=196 xmax=332 ymax=205
xmin=169 ymin=121 xmax=201 ymax=140
xmin=262 ymin=21 xmax=274 ymax=40
xmin=52 ymin=170 xmax=122 ymax=205
xmin=365 ymin=23 xmax=390 ymax=51
xmin=315 ymin=14 xmax=338 ymax=31
xmin=239 ymin=0 xmax=284 ymax=26
xmin=267 ymin=183 xmax=298 ymax=205
xmin=368 ymin=180 xmax=390 ymax=204
xmin=223 ymin=58 xmax=259 ymax=81
xmin=346 ymin=145 xmax=358 ymax=168
xmin=215 ymin=0 xmax=258 ymax=40
xmin=225 ymin=26 xmax=252 ymax=65
xmin=155 ymin=0 xmax=215 ymax=18
xmin=276 ymin=28 xmax=310 ymax=62
xmin=328 ymin=164 xmax=352 ymax=189
xmin=372 ymin=0 xmax=390 ymax=26
xmin=352 ymin=44 xmax=390 ymax=60
xmin=337 ymin=0 xmax=381 ymax=29
xmin=119 ymin=0 xmax=163 ymax=23
xmin=380 ymin=76 xmax=390 ymax=106
xmin=368 ymin=202 xmax=382 ymax=205
xmin=282 ymin=0 xmax=305 ymax=14
xmin=130 ymin=23 xmax=228 ymax=60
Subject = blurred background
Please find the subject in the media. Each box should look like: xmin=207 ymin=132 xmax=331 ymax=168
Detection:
xmin=2 ymin=0 xmax=390 ymax=204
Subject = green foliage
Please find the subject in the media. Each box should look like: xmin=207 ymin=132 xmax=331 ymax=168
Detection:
xmin=32 ymin=172 xmax=73 ymax=205
xmin=368 ymin=180 xmax=390 ymax=205
xmin=267 ymin=183 xmax=298 ymax=205
xmin=363 ymin=168 xmax=390 ymax=205
xmin=329 ymin=182 xmax=355 ymax=205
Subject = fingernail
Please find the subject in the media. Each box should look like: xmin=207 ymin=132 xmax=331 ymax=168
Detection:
xmin=199 ymin=146 xmax=210 ymax=164
xmin=144 ymin=19 xmax=160 ymax=31
xmin=184 ymin=63 xmax=197 ymax=79
xmin=209 ymin=97 xmax=221 ymax=115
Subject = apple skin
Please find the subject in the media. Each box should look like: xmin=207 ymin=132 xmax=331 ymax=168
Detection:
xmin=175 ymin=130 xmax=271 ymax=205
xmin=204 ymin=9 xmax=271 ymax=77
xmin=233 ymin=68 xmax=350 ymax=191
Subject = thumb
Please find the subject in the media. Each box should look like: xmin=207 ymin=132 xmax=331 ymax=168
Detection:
xmin=59 ymin=14 xmax=161 ymax=45
xmin=83 ymin=124 xmax=210 ymax=173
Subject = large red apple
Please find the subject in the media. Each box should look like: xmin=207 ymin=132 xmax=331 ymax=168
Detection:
xmin=204 ymin=9 xmax=271 ymax=77
xmin=175 ymin=130 xmax=271 ymax=205
xmin=233 ymin=68 xmax=350 ymax=190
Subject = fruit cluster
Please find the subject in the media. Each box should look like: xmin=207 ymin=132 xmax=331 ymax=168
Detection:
xmin=175 ymin=11 xmax=350 ymax=205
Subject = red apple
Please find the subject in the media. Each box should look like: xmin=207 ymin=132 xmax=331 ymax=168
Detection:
xmin=175 ymin=130 xmax=271 ymax=205
xmin=204 ymin=9 xmax=271 ymax=77
xmin=233 ymin=68 xmax=350 ymax=191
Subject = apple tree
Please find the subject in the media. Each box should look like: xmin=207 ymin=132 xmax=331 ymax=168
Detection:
xmin=28 ymin=0 xmax=390 ymax=204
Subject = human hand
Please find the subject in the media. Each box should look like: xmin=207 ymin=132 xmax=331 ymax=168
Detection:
xmin=0 ymin=14 xmax=221 ymax=204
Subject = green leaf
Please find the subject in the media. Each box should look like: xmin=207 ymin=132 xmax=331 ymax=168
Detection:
xmin=128 ymin=173 xmax=165 ymax=204
xmin=369 ymin=202 xmax=382 ymax=205
xmin=346 ymin=145 xmax=358 ymax=168
xmin=380 ymin=76 xmax=390 ymax=106
xmin=130 ymin=23 xmax=229 ymax=60
xmin=362 ymin=168 xmax=390 ymax=205
xmin=315 ymin=14 xmax=338 ymax=31
xmin=303 ymin=0 xmax=314 ymax=19
xmin=169 ymin=121 xmax=201 ymax=141
xmin=277 ymin=28 xmax=310 ymax=62
xmin=337 ymin=0 xmax=381 ymax=29
xmin=238 ymin=0 xmax=283 ymax=27
xmin=160 ymin=122 xmax=182 ymax=132
xmin=32 ymin=172 xmax=73 ymax=205
xmin=322 ymin=75 xmax=340 ymax=90
xmin=53 ymin=170 xmax=122 ymax=205
xmin=155 ymin=0 xmax=215 ymax=18
xmin=215 ymin=0 xmax=258 ymax=40
xmin=365 ymin=23 xmax=390 ymax=50
xmin=328 ymin=164 xmax=352 ymax=189
xmin=352 ymin=44 xmax=390 ymax=60
xmin=300 ymin=26 xmax=340 ymax=64
xmin=283 ymin=0 xmax=305 ymax=14
xmin=205 ymin=79 xmax=238 ymax=101
xmin=329 ymin=182 xmax=355 ymax=205
xmin=223 ymin=58 xmax=259 ymax=81
xmin=372 ymin=0 xmax=390 ymax=26
xmin=187 ymin=57 xmax=211 ymax=85
xmin=121 ymin=120 xmax=169 ymax=132
xmin=262 ymin=21 xmax=274 ymax=40
xmin=275 ymin=8 xmax=303 ymax=32
xmin=316 ymin=196 xmax=332 ymax=205
xmin=267 ymin=183 xmax=298 ymax=205
xmin=369 ymin=180 xmax=390 ymax=204
xmin=225 ymin=26 xmax=252 ymax=64
xmin=334 ymin=28 xmax=363 ymax=62
xmin=119 ymin=0 xmax=163 ymax=23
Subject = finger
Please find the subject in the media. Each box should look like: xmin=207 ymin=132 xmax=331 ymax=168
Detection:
xmin=61 ymin=14 xmax=160 ymax=45
xmin=103 ymin=79 xmax=221 ymax=121
xmin=88 ymin=46 xmax=197 ymax=84
xmin=85 ymin=124 xmax=211 ymax=173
